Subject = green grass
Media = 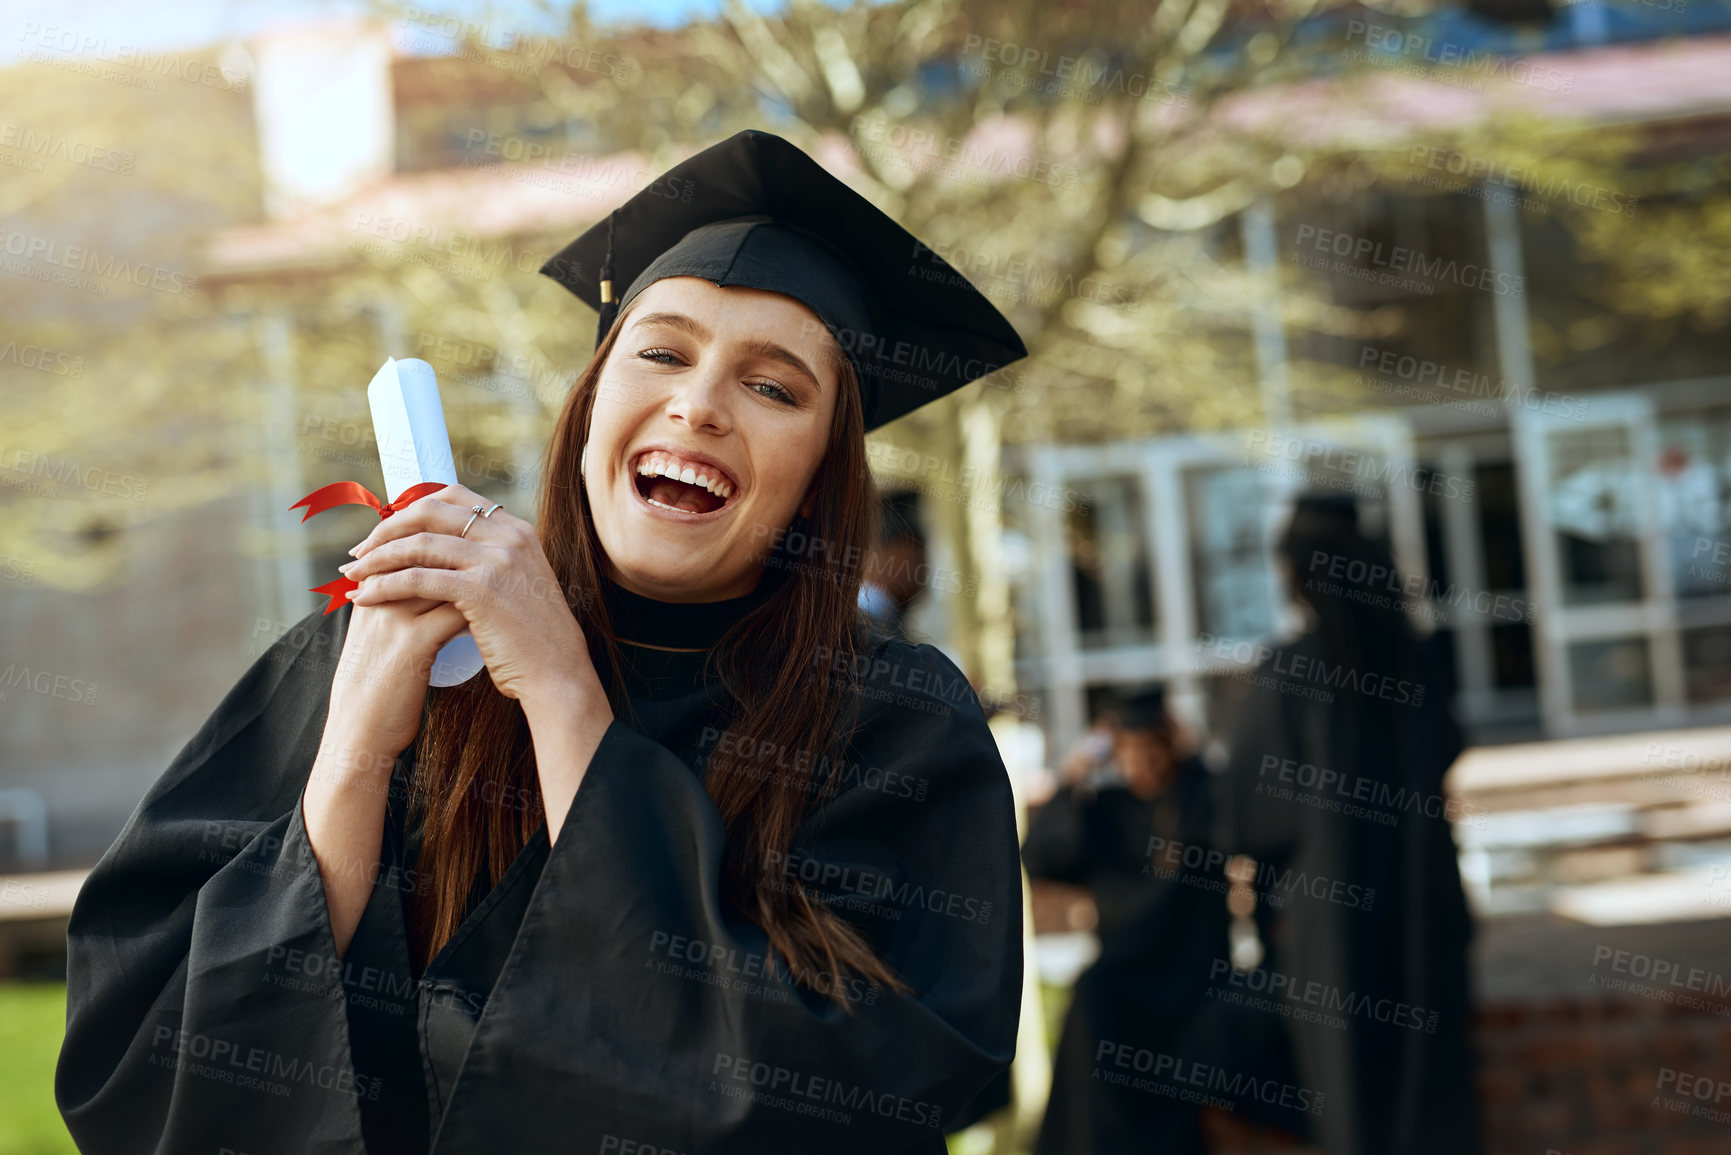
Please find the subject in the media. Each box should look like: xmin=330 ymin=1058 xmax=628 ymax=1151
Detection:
xmin=11 ymin=979 xmax=1076 ymax=1155
xmin=0 ymin=983 xmax=77 ymax=1155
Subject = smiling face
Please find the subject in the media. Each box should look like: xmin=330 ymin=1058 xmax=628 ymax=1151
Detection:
xmin=582 ymin=276 xmax=843 ymax=603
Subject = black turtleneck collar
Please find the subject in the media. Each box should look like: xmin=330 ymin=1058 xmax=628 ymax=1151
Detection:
xmin=602 ymin=576 xmax=776 ymax=650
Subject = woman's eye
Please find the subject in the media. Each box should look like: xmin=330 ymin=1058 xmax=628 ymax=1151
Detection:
xmin=637 ymin=347 xmax=684 ymax=365
xmin=748 ymin=380 xmax=797 ymax=405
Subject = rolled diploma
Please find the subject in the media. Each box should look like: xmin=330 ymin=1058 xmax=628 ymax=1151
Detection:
xmin=367 ymin=356 xmax=484 ymax=688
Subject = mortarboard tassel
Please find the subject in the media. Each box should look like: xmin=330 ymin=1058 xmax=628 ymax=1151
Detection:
xmin=595 ymin=214 xmax=617 ymax=348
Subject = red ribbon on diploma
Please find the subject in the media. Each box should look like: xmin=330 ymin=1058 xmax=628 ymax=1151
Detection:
xmin=289 ymin=480 xmax=450 ymax=615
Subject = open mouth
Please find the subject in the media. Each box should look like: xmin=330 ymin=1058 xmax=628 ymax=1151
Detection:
xmin=630 ymin=449 xmax=738 ymax=516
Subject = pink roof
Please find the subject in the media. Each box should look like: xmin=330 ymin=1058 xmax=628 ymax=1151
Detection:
xmin=1219 ymin=31 xmax=1731 ymax=142
xmin=206 ymin=33 xmax=1731 ymax=279
xmin=203 ymin=150 xmax=669 ymax=278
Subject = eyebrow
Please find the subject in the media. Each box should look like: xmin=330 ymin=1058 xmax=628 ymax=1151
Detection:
xmin=632 ymin=311 xmax=824 ymax=393
xmin=740 ymin=338 xmax=823 ymax=393
xmin=634 ymin=311 xmax=711 ymax=341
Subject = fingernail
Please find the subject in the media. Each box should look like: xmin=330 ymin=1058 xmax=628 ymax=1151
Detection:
xmin=349 ymin=543 xmax=365 ymax=557
xmin=338 ymin=561 xmax=356 ymax=574
xmin=345 ymin=587 xmax=360 ymax=599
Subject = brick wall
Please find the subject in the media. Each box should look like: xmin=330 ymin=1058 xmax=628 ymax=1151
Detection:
xmin=1477 ymin=995 xmax=1731 ymax=1155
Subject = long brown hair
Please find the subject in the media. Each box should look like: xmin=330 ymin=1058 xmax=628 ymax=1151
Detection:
xmin=404 ymin=306 xmax=905 ymax=1005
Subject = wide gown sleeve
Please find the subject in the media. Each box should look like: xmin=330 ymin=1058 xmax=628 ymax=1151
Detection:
xmin=1020 ymin=786 xmax=1095 ymax=885
xmin=426 ymin=638 xmax=1024 ymax=1155
xmin=1213 ymin=651 xmax=1307 ymax=865
xmin=55 ymin=604 xmax=387 ymax=1155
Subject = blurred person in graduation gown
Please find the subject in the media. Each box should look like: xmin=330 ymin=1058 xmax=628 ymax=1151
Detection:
xmin=858 ymin=490 xmax=927 ymax=641
xmin=56 ymin=131 xmax=1028 ymax=1155
xmin=1207 ymin=493 xmax=1482 ymax=1155
xmin=1025 ymin=689 xmax=1233 ymax=1155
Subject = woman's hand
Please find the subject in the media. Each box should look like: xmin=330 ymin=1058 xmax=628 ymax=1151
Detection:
xmin=326 ymin=593 xmax=468 ymax=760
xmin=338 ymin=484 xmax=603 ymax=716
xmin=307 ymin=591 xmax=467 ymax=958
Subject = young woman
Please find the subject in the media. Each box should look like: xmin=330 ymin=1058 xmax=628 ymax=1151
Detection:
xmin=57 ymin=131 xmax=1029 ymax=1155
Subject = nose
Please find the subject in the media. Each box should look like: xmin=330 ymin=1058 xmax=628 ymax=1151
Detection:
xmin=662 ymin=362 xmax=732 ymax=435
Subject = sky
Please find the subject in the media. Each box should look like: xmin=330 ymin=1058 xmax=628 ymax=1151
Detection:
xmin=2 ymin=0 xmax=736 ymax=54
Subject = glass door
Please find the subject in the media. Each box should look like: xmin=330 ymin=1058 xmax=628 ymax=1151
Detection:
xmin=1513 ymin=393 xmax=1682 ymax=735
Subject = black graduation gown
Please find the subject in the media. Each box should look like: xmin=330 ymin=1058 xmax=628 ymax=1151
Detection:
xmin=56 ymin=589 xmax=1024 ymax=1154
xmin=1208 ymin=630 xmax=1482 ymax=1155
xmin=1024 ymin=760 xmax=1237 ymax=1155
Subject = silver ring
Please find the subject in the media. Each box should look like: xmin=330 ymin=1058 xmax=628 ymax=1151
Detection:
xmin=481 ymin=502 xmax=503 ymax=518
xmin=460 ymin=505 xmax=484 ymax=538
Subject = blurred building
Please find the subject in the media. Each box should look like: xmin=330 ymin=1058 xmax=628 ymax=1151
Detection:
xmin=3 ymin=1 xmax=1731 ymax=1147
xmin=1002 ymin=15 xmax=1731 ymax=1149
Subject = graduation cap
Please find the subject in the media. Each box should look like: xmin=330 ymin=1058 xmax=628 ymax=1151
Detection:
xmin=1114 ymin=686 xmax=1171 ymax=733
xmin=538 ymin=130 xmax=1028 ymax=432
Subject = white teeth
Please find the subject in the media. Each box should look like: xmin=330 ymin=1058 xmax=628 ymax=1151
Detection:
xmin=631 ymin=452 xmax=737 ymax=500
